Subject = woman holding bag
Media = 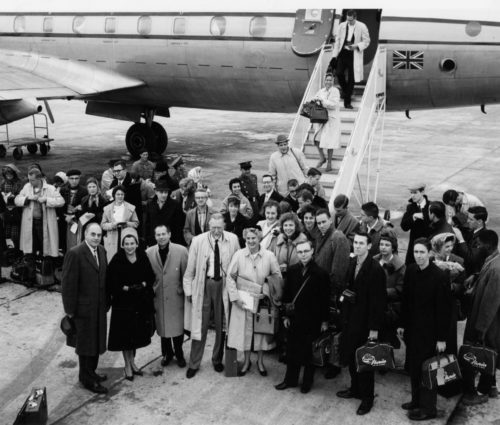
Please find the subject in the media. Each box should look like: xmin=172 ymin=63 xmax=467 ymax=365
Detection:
xmin=311 ymin=73 xmax=341 ymax=172
xmin=226 ymin=227 xmax=282 ymax=377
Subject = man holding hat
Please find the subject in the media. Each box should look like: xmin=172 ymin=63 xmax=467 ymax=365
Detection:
xmin=269 ymin=135 xmax=308 ymax=196
xmin=400 ymin=183 xmax=431 ymax=264
xmin=59 ymin=169 xmax=87 ymax=253
xmin=239 ymin=161 xmax=259 ymax=219
xmin=131 ymin=150 xmax=155 ymax=181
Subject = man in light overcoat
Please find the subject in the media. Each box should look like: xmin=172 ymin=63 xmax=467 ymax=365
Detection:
xmin=183 ymin=213 xmax=240 ymax=378
xmin=146 ymin=224 xmax=189 ymax=367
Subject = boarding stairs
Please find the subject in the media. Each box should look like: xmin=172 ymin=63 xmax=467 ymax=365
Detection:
xmin=288 ymin=45 xmax=387 ymax=209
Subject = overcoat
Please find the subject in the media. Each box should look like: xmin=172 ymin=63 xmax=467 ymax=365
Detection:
xmin=182 ymin=231 xmax=240 ymax=340
xmin=464 ymin=251 xmax=500 ymax=360
xmin=402 ymin=262 xmax=452 ymax=373
xmin=340 ymin=256 xmax=387 ymax=364
xmin=226 ymin=246 xmax=282 ymax=351
xmin=101 ymin=201 xmax=139 ymax=261
xmin=15 ymin=181 xmax=65 ymax=257
xmin=284 ymin=261 xmax=330 ymax=365
xmin=222 ymin=212 xmax=249 ymax=248
xmin=144 ymin=196 xmax=185 ymax=246
xmin=312 ymin=87 xmax=342 ymax=150
xmin=334 ymin=210 xmax=360 ymax=245
xmin=400 ymin=195 xmax=431 ymax=264
xmin=61 ymin=242 xmax=108 ymax=356
xmin=107 ymin=249 xmax=155 ymax=351
xmin=146 ymin=243 xmax=188 ymax=338
xmin=183 ymin=206 xmax=216 ymax=246
xmin=332 ymin=20 xmax=370 ymax=82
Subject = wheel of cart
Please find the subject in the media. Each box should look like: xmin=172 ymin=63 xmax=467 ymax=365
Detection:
xmin=27 ymin=143 xmax=38 ymax=154
xmin=13 ymin=147 xmax=23 ymax=160
xmin=0 ymin=145 xmax=6 ymax=158
xmin=40 ymin=143 xmax=48 ymax=156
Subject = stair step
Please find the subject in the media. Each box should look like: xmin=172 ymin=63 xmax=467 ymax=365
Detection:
xmin=303 ymin=146 xmax=345 ymax=159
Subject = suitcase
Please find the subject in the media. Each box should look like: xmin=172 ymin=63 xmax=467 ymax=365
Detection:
xmin=35 ymin=258 xmax=55 ymax=288
xmin=422 ymin=354 xmax=462 ymax=390
xmin=355 ymin=341 xmax=395 ymax=372
xmin=458 ymin=342 xmax=497 ymax=376
xmin=312 ymin=332 xmax=334 ymax=367
xmin=13 ymin=387 xmax=48 ymax=425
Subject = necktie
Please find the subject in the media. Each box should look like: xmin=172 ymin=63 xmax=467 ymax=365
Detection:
xmin=93 ymin=249 xmax=99 ymax=267
xmin=214 ymin=239 xmax=221 ymax=280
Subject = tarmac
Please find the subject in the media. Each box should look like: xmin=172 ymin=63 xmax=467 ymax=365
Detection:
xmin=1 ymin=100 xmax=500 ymax=424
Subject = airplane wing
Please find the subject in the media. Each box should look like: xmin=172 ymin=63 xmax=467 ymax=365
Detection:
xmin=0 ymin=48 xmax=145 ymax=101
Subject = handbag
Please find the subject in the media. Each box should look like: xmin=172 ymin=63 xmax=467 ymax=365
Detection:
xmin=309 ymin=102 xmax=328 ymax=124
xmin=458 ymin=342 xmax=497 ymax=376
xmin=253 ymin=297 xmax=279 ymax=335
xmin=312 ymin=331 xmax=334 ymax=367
xmin=355 ymin=341 xmax=396 ymax=372
xmin=13 ymin=387 xmax=48 ymax=425
xmin=421 ymin=354 xmax=462 ymax=390
xmin=281 ymin=276 xmax=311 ymax=317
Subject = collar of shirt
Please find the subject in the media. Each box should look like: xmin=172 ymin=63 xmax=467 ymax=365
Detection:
xmin=367 ymin=218 xmax=379 ymax=233
xmin=418 ymin=198 xmax=427 ymax=209
xmin=85 ymin=241 xmax=98 ymax=256
xmin=244 ymin=246 xmax=262 ymax=258
xmin=208 ymin=232 xmax=225 ymax=244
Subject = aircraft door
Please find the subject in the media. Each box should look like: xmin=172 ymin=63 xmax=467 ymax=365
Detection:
xmin=291 ymin=9 xmax=335 ymax=56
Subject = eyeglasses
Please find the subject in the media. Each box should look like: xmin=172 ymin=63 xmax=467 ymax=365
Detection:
xmin=113 ymin=169 xmax=124 ymax=173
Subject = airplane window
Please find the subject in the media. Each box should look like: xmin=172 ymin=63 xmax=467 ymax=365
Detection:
xmin=73 ymin=16 xmax=86 ymax=34
xmin=105 ymin=17 xmax=116 ymax=34
xmin=249 ymin=16 xmax=267 ymax=37
xmin=43 ymin=17 xmax=54 ymax=33
xmin=173 ymin=17 xmax=186 ymax=35
xmin=210 ymin=16 xmax=226 ymax=36
xmin=13 ymin=16 xmax=26 ymax=33
xmin=138 ymin=16 xmax=152 ymax=35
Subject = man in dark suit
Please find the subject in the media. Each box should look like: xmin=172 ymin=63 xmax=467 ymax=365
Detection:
xmin=275 ymin=239 xmax=329 ymax=393
xmin=61 ymin=223 xmax=108 ymax=394
xmin=258 ymin=174 xmax=283 ymax=218
xmin=337 ymin=232 xmax=387 ymax=415
xmin=400 ymin=183 xmax=431 ymax=264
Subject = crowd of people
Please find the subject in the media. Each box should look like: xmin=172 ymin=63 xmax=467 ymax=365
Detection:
xmin=0 ymin=132 xmax=498 ymax=420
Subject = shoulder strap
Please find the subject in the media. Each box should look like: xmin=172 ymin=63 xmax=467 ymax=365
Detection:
xmin=291 ymin=275 xmax=311 ymax=305
xmin=289 ymin=148 xmax=306 ymax=174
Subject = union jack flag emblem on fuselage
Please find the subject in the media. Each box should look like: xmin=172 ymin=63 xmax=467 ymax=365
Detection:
xmin=392 ymin=50 xmax=424 ymax=70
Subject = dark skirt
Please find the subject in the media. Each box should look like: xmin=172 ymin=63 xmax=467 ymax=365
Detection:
xmin=108 ymin=307 xmax=154 ymax=351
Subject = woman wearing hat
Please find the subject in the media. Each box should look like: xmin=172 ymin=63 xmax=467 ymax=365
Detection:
xmin=373 ymin=229 xmax=405 ymax=349
xmin=101 ymin=185 xmax=139 ymax=261
xmin=1 ymin=164 xmax=23 ymax=249
xmin=107 ymin=228 xmax=155 ymax=380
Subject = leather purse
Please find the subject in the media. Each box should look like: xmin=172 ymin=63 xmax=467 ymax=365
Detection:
xmin=355 ymin=341 xmax=395 ymax=372
xmin=309 ymin=102 xmax=328 ymax=124
xmin=312 ymin=331 xmax=334 ymax=367
xmin=253 ymin=297 xmax=279 ymax=335
xmin=458 ymin=342 xmax=497 ymax=376
xmin=421 ymin=354 xmax=462 ymax=390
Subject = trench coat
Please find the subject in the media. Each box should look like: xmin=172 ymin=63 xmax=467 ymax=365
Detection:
xmin=182 ymin=231 xmax=240 ymax=340
xmin=146 ymin=243 xmax=188 ymax=338
xmin=312 ymin=87 xmax=342 ymax=150
xmin=62 ymin=242 xmax=108 ymax=356
xmin=226 ymin=246 xmax=282 ymax=351
xmin=400 ymin=195 xmax=431 ymax=264
xmin=101 ymin=201 xmax=139 ymax=262
xmin=332 ymin=20 xmax=370 ymax=82
xmin=15 ymin=181 xmax=65 ymax=257
xmin=464 ymin=251 xmax=500 ymax=360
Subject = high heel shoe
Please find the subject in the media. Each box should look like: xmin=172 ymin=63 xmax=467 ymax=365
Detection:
xmin=257 ymin=363 xmax=267 ymax=377
xmin=238 ymin=361 xmax=252 ymax=377
xmin=124 ymin=368 xmax=134 ymax=381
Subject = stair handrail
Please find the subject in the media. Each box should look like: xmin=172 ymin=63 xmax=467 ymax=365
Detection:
xmin=288 ymin=44 xmax=333 ymax=151
xmin=328 ymin=46 xmax=387 ymax=209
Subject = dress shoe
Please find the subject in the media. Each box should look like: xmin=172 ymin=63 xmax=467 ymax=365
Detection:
xmin=344 ymin=103 xmax=354 ymax=110
xmin=214 ymin=363 xmax=224 ymax=373
xmin=257 ymin=363 xmax=267 ymax=377
xmin=177 ymin=357 xmax=187 ymax=368
xmin=161 ymin=355 xmax=173 ymax=367
xmin=462 ymin=392 xmax=488 ymax=406
xmin=95 ymin=373 xmax=108 ymax=382
xmin=401 ymin=401 xmax=418 ymax=410
xmin=356 ymin=400 xmax=373 ymax=416
xmin=408 ymin=408 xmax=437 ymax=421
xmin=83 ymin=382 xmax=108 ymax=394
xmin=124 ymin=368 xmax=134 ymax=381
xmin=300 ymin=383 xmax=312 ymax=394
xmin=275 ymin=381 xmax=297 ymax=390
xmin=237 ymin=361 xmax=251 ymax=377
xmin=336 ymin=388 xmax=360 ymax=399
xmin=316 ymin=158 xmax=326 ymax=168
xmin=186 ymin=368 xmax=198 ymax=379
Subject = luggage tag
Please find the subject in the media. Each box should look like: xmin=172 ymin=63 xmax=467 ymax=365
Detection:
xmin=436 ymin=367 xmax=445 ymax=386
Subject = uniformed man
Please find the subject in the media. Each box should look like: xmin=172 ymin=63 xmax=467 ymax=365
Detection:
xmin=239 ymin=161 xmax=259 ymax=221
xmin=171 ymin=156 xmax=188 ymax=186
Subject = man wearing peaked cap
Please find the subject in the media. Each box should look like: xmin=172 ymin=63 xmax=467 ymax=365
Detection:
xmin=268 ymin=134 xmax=308 ymax=196
xmin=239 ymin=160 xmax=259 ymax=222
xmin=172 ymin=156 xmax=187 ymax=185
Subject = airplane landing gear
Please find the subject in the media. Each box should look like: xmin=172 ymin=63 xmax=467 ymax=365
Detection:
xmin=125 ymin=121 xmax=168 ymax=158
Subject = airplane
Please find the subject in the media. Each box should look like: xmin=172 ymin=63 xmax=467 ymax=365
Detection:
xmin=0 ymin=1 xmax=499 ymax=158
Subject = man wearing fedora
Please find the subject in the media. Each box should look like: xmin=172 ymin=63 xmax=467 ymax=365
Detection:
xmin=62 ymin=223 xmax=109 ymax=394
xmin=268 ymin=135 xmax=308 ymax=197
